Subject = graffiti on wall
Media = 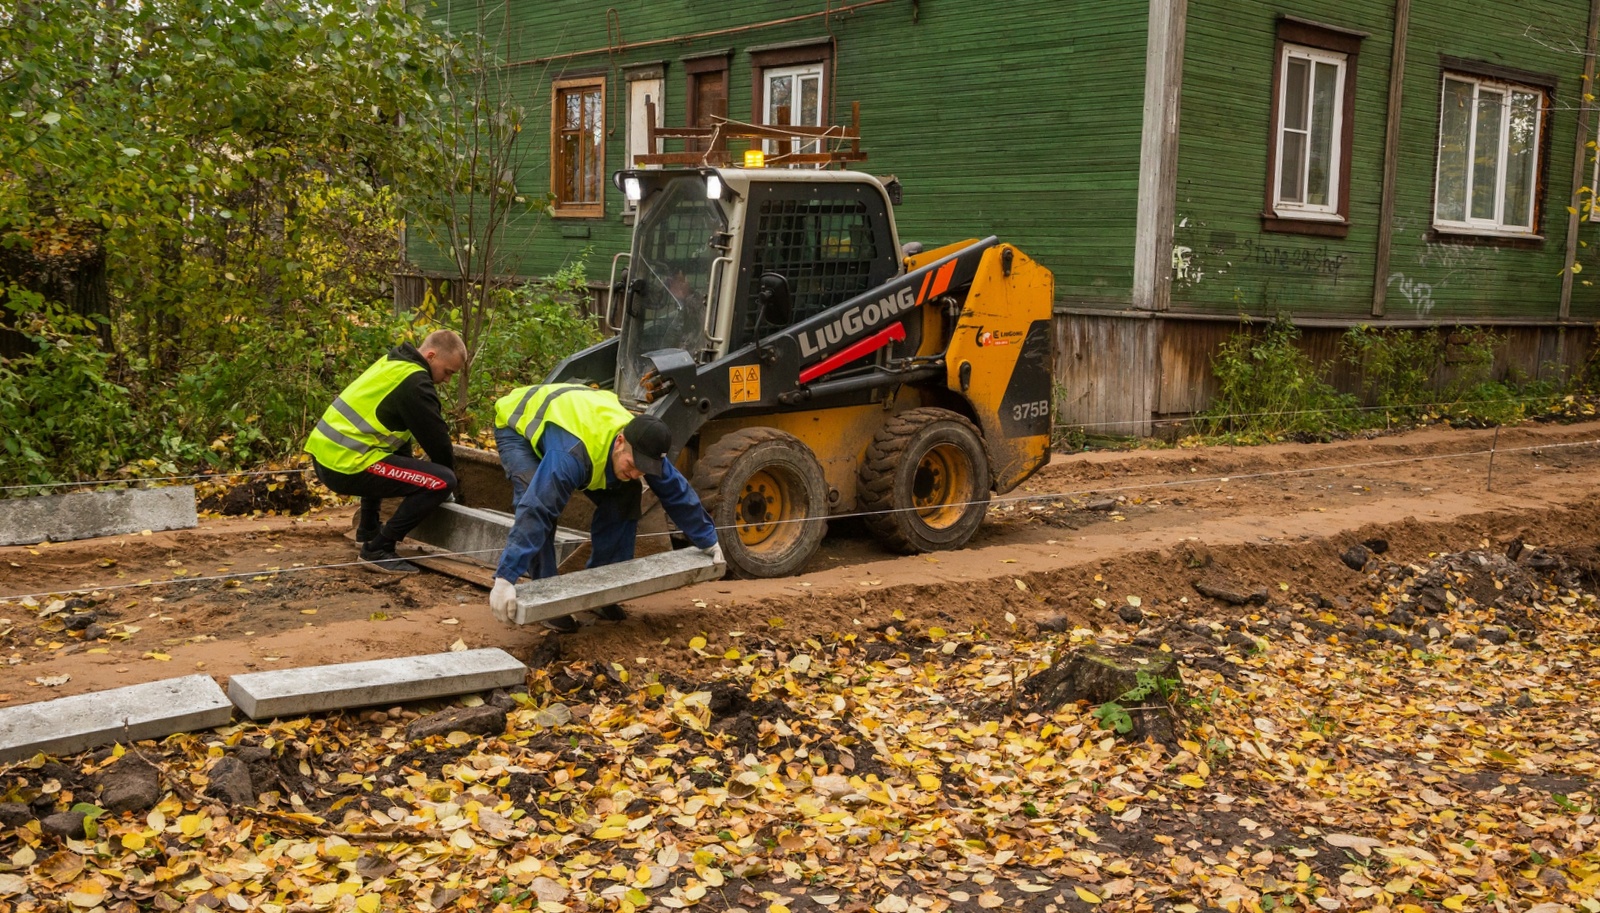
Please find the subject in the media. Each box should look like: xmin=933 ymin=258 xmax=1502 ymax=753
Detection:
xmin=1172 ymin=245 xmax=1199 ymax=283
xmin=1169 ymin=224 xmax=1355 ymax=292
xmin=1394 ymin=215 xmax=1494 ymax=270
xmin=1385 ymin=272 xmax=1438 ymax=318
xmin=1417 ymin=239 xmax=1486 ymax=270
xmin=1236 ymin=239 xmax=1351 ymax=282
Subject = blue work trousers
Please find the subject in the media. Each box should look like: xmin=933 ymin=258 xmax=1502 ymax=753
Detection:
xmin=494 ymin=424 xmax=641 ymax=582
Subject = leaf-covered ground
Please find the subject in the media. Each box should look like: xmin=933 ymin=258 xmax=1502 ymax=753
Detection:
xmin=2 ymin=541 xmax=1597 ymax=913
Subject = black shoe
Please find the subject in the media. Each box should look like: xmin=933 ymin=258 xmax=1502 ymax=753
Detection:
xmin=356 ymin=525 xmax=379 ymax=544
xmin=594 ymin=604 xmax=626 ymax=622
xmin=359 ymin=543 xmax=419 ymax=575
xmin=541 ymin=614 xmax=580 ymax=634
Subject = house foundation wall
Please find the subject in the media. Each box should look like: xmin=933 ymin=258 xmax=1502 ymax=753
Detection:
xmin=1054 ymin=310 xmax=1596 ymax=438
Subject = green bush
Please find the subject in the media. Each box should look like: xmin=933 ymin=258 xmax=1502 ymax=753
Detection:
xmin=143 ymin=306 xmax=414 ymax=472
xmin=1341 ymin=325 xmax=1442 ymax=411
xmin=451 ymin=259 xmax=603 ymax=436
xmin=0 ymin=300 xmax=415 ymax=491
xmin=1192 ymin=323 xmax=1575 ymax=441
xmin=1200 ymin=316 xmax=1356 ymax=441
xmin=1049 ymin=379 xmax=1086 ymax=451
xmin=0 ymin=321 xmax=136 ymax=487
xmin=0 ymin=265 xmax=604 ymax=491
xmin=1340 ymin=325 xmax=1558 ymax=427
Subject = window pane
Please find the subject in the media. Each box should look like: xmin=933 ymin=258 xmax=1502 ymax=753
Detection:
xmin=768 ymin=74 xmax=793 ymax=123
xmin=1307 ymin=60 xmax=1338 ymax=206
xmin=1436 ymin=78 xmax=1474 ymax=222
xmin=1503 ymin=91 xmax=1540 ymax=228
xmin=800 ymin=75 xmax=821 ymax=153
xmin=565 ymin=92 xmax=582 ymax=130
xmin=1283 ymin=57 xmax=1309 ymax=131
xmin=800 ymin=74 xmax=820 ymax=125
xmin=560 ymin=133 xmax=581 ymax=201
xmin=590 ymin=89 xmax=603 ymax=202
xmin=577 ymin=88 xmax=600 ymax=204
xmin=1471 ymin=88 xmax=1505 ymax=222
xmin=1279 ymin=132 xmax=1306 ymax=203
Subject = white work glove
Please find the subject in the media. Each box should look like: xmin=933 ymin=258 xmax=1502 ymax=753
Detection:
xmin=490 ymin=577 xmax=518 ymax=624
xmin=702 ymin=542 xmax=725 ymax=565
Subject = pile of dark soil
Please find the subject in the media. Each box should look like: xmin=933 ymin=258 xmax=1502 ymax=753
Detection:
xmin=198 ymin=473 xmax=316 ymax=516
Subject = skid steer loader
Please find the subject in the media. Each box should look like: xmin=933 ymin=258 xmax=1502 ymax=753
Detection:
xmin=541 ymin=163 xmax=1056 ymax=579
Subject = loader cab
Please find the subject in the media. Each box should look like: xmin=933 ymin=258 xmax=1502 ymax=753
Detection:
xmin=722 ymin=171 xmax=901 ymax=352
xmin=611 ymin=168 xmax=900 ymax=407
xmin=611 ymin=170 xmax=730 ymax=406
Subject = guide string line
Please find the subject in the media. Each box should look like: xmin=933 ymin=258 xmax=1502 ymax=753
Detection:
xmin=3 ymin=395 xmax=1589 ymax=493
xmin=2 ymin=437 xmax=1594 ymax=603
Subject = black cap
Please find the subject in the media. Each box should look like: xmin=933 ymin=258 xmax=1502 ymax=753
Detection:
xmin=622 ymin=415 xmax=672 ymax=477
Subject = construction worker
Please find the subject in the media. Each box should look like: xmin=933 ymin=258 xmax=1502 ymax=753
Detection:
xmin=488 ymin=384 xmax=721 ymax=633
xmin=305 ymin=330 xmax=466 ymax=574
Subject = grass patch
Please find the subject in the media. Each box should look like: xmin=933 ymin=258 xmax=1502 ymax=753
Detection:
xmin=1198 ymin=316 xmax=1357 ymax=442
xmin=1174 ymin=317 xmax=1581 ymax=447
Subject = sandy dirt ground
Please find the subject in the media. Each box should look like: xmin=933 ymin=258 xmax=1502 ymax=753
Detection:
xmin=2 ymin=418 xmax=1598 ymax=709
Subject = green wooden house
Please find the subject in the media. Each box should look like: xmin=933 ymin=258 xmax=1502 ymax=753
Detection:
xmin=407 ymin=0 xmax=1600 ymax=435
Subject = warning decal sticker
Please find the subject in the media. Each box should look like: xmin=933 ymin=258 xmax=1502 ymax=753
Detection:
xmin=729 ymin=365 xmax=761 ymax=403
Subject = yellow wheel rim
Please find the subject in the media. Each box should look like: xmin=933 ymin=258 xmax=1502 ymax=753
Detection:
xmin=736 ymin=468 xmax=800 ymax=555
xmin=911 ymin=442 xmax=972 ymax=530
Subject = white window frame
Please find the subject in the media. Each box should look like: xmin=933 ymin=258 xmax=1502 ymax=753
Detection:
xmin=1273 ymin=44 xmax=1347 ymax=221
xmin=624 ymin=75 xmax=664 ymax=211
xmin=762 ymin=63 xmax=825 ymax=158
xmin=1433 ymin=73 xmax=1545 ymax=237
xmin=1588 ymin=142 xmax=1600 ymax=223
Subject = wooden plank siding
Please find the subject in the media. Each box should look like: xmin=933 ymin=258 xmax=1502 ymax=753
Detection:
xmin=1387 ymin=0 xmax=1600 ymax=322
xmin=408 ymin=1 xmax=1600 ymax=436
xmin=1153 ymin=318 xmax=1592 ymax=421
xmin=1170 ymin=0 xmax=1600 ymax=324
xmin=406 ymin=0 xmax=1152 ymax=307
xmin=1056 ymin=315 xmax=1158 ymax=435
xmin=1171 ymin=0 xmax=1392 ymax=319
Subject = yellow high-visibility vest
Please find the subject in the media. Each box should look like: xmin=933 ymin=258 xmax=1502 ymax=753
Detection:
xmin=304 ymin=356 xmax=426 ymax=473
xmin=495 ymin=384 xmax=634 ymax=491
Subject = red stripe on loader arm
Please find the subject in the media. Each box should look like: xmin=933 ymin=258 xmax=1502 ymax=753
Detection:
xmin=799 ymin=323 xmax=907 ymax=384
xmin=930 ymin=259 xmax=958 ymax=297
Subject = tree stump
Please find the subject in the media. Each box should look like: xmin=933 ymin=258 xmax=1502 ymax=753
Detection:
xmin=1023 ymin=645 xmax=1185 ymax=746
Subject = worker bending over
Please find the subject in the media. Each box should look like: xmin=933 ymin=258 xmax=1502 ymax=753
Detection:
xmin=488 ymin=384 xmax=720 ymax=633
xmin=305 ymin=330 xmax=466 ymax=574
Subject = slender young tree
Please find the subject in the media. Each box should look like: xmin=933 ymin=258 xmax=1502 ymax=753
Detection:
xmin=407 ymin=0 xmax=550 ymax=428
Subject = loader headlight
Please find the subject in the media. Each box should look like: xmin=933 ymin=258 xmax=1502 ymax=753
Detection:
xmin=623 ymin=176 xmax=643 ymax=203
xmin=705 ymin=174 xmax=723 ymax=200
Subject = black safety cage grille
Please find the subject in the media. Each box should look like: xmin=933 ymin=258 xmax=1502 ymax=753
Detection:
xmin=739 ymin=198 xmax=881 ymax=343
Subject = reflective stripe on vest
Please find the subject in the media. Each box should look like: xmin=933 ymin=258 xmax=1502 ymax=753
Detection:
xmin=496 ymin=383 xmax=590 ymax=439
xmin=304 ymin=356 xmax=426 ymax=473
xmin=494 ymin=384 xmax=634 ymax=490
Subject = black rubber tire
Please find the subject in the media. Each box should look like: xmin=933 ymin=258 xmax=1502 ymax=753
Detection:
xmin=859 ymin=408 xmax=990 ymax=554
xmin=692 ymin=428 xmax=829 ymax=578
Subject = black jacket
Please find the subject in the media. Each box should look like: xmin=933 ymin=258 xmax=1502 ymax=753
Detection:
xmin=375 ymin=344 xmax=455 ymax=470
